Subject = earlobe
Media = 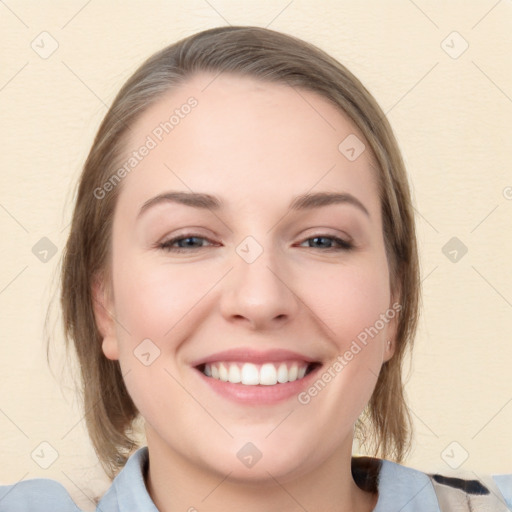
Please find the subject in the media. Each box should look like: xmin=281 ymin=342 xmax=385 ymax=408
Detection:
xmin=383 ymin=294 xmax=400 ymax=363
xmin=101 ymin=336 xmax=120 ymax=361
xmin=91 ymin=274 xmax=119 ymax=361
xmin=384 ymin=339 xmax=396 ymax=362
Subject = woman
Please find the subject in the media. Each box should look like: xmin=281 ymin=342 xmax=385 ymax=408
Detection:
xmin=1 ymin=26 xmax=510 ymax=512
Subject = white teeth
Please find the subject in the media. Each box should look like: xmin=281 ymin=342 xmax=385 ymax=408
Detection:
xmin=260 ymin=363 xmax=277 ymax=385
xmin=218 ymin=363 xmax=228 ymax=382
xmin=288 ymin=364 xmax=298 ymax=382
xmin=228 ymin=364 xmax=241 ymax=383
xmin=202 ymin=361 xmax=311 ymax=386
xmin=277 ymin=363 xmax=288 ymax=383
xmin=241 ymin=363 xmax=259 ymax=385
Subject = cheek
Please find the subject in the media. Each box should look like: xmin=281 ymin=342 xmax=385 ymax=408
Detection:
xmin=112 ymin=254 xmax=218 ymax=342
xmin=300 ymin=257 xmax=392 ymax=344
xmin=292 ymin=261 xmax=391 ymax=425
xmin=298 ymin=253 xmax=393 ymax=410
xmin=109 ymin=256 xmax=209 ymax=417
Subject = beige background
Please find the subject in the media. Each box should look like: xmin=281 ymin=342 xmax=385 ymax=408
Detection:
xmin=1 ymin=0 xmax=511 ymax=509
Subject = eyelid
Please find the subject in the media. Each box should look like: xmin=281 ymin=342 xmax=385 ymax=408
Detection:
xmin=296 ymin=234 xmax=354 ymax=250
xmin=299 ymin=227 xmax=354 ymax=243
xmin=157 ymin=227 xmax=217 ymax=244
xmin=156 ymin=232 xmax=218 ymax=250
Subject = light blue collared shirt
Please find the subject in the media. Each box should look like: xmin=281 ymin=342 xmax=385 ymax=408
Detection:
xmin=1 ymin=447 xmax=511 ymax=511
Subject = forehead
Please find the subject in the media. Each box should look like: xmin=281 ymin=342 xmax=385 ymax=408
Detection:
xmin=115 ymin=72 xmax=380 ymax=219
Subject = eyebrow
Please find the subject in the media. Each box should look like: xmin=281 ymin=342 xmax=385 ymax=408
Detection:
xmin=137 ymin=190 xmax=370 ymax=218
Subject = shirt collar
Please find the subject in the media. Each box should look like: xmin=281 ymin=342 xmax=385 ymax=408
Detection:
xmin=373 ymin=458 xmax=441 ymax=511
xmin=97 ymin=446 xmax=158 ymax=512
xmin=97 ymin=446 xmax=441 ymax=512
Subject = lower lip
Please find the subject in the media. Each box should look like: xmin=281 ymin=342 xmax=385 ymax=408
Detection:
xmin=195 ymin=366 xmax=322 ymax=405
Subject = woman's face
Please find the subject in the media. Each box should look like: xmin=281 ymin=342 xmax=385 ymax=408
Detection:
xmin=96 ymin=72 xmax=398 ymax=482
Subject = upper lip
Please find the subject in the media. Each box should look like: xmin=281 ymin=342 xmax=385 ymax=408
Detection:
xmin=190 ymin=348 xmax=321 ymax=367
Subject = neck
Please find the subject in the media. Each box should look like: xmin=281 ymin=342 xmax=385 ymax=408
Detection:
xmin=144 ymin=440 xmax=377 ymax=512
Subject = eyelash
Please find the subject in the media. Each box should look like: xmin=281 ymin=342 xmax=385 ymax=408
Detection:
xmin=157 ymin=234 xmax=354 ymax=253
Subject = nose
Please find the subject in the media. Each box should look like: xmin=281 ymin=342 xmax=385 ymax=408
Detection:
xmin=219 ymin=242 xmax=300 ymax=331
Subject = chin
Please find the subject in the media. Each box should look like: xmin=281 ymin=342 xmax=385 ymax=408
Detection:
xmin=202 ymin=435 xmax=323 ymax=485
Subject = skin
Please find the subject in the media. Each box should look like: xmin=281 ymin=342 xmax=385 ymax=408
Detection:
xmin=93 ymin=72 xmax=398 ymax=512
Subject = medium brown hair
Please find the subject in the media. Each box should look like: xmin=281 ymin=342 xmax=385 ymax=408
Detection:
xmin=58 ymin=26 xmax=420 ymax=480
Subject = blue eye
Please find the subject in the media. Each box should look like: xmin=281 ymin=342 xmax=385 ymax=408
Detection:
xmin=298 ymin=236 xmax=353 ymax=251
xmin=159 ymin=235 xmax=213 ymax=252
xmin=158 ymin=234 xmax=353 ymax=253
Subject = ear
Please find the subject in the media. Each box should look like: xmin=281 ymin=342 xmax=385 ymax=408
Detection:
xmin=383 ymin=338 xmax=396 ymax=363
xmin=91 ymin=273 xmax=119 ymax=361
xmin=382 ymin=293 xmax=401 ymax=363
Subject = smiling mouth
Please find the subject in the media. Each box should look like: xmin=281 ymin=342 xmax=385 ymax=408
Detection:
xmin=197 ymin=361 xmax=321 ymax=386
